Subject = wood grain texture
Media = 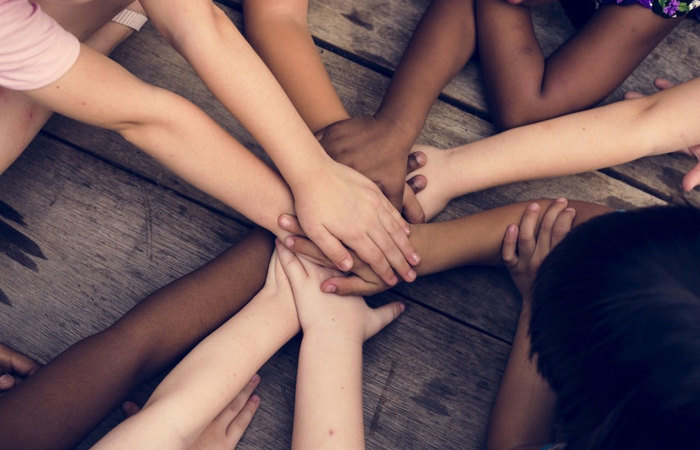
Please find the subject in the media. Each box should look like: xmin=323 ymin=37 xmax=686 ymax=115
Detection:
xmin=42 ymin=5 xmax=665 ymax=343
xmin=0 ymin=138 xmax=510 ymax=449
xmin=223 ymin=0 xmax=700 ymax=204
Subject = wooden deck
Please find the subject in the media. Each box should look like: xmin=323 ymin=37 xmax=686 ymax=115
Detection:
xmin=1 ymin=1 xmax=698 ymax=448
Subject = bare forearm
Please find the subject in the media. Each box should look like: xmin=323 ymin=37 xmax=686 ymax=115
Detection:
xmin=411 ymin=200 xmax=611 ymax=274
xmin=96 ymin=283 xmax=301 ymax=449
xmin=243 ymin=0 xmax=349 ymax=133
xmin=0 ymin=230 xmax=273 ymax=450
xmin=293 ymin=334 xmax=364 ymax=450
xmin=145 ymin=0 xmax=332 ymax=184
xmin=378 ymin=0 xmax=475 ymax=140
xmin=440 ymin=79 xmax=700 ymax=199
xmin=487 ymin=304 xmax=556 ymax=450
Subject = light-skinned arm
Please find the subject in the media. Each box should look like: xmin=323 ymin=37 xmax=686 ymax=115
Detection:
xmin=93 ymin=247 xmax=301 ymax=450
xmin=138 ymin=0 xmax=418 ymax=283
xmin=408 ymin=77 xmax=700 ymax=220
xmin=275 ymin=243 xmax=404 ymax=449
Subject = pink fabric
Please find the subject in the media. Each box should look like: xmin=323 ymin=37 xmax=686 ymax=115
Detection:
xmin=0 ymin=0 xmax=80 ymax=90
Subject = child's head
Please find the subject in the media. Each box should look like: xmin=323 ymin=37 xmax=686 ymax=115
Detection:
xmin=529 ymin=205 xmax=700 ymax=450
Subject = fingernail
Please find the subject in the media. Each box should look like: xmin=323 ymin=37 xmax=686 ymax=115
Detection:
xmin=416 ymin=153 xmax=426 ymax=164
xmin=405 ymin=226 xmax=411 ymax=235
xmin=528 ymin=203 xmax=540 ymax=211
xmin=389 ymin=275 xmax=398 ymax=285
xmin=280 ymin=216 xmax=290 ymax=227
xmin=0 ymin=374 xmax=12 ymax=386
xmin=251 ymin=394 xmax=260 ymax=404
xmin=340 ymin=258 xmax=352 ymax=271
xmin=251 ymin=374 xmax=260 ymax=383
xmin=285 ymin=237 xmax=294 ymax=248
xmin=410 ymin=252 xmax=421 ymax=265
xmin=406 ymin=269 xmax=416 ymax=282
xmin=565 ymin=207 xmax=576 ymax=213
xmin=399 ymin=303 xmax=406 ymax=313
xmin=324 ymin=284 xmax=336 ymax=293
xmin=507 ymin=224 xmax=517 ymax=234
xmin=556 ymin=197 xmax=566 ymax=203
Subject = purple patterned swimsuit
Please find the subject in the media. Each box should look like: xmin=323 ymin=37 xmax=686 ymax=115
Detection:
xmin=597 ymin=0 xmax=700 ymax=19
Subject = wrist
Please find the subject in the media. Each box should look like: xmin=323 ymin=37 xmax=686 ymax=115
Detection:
xmin=374 ymin=109 xmax=423 ymax=145
xmin=302 ymin=326 xmax=364 ymax=348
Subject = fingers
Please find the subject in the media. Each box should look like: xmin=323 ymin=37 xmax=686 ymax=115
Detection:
xmin=406 ymin=151 xmax=426 ymax=173
xmin=406 ymin=175 xmax=427 ymax=194
xmin=0 ymin=342 xmax=40 ymax=376
xmin=321 ymin=274 xmax=385 ymax=296
xmin=121 ymin=401 xmax=141 ymax=418
xmin=623 ymin=90 xmax=643 ymax=100
xmin=275 ymin=240 xmax=309 ymax=290
xmin=0 ymin=374 xmax=16 ymax=391
xmin=551 ymin=207 xmax=576 ymax=248
xmin=350 ymin=233 xmax=397 ymax=286
xmin=225 ymin=394 xmax=261 ymax=445
xmin=278 ymin=214 xmax=305 ymax=236
xmin=682 ymin=152 xmax=700 ymax=191
xmin=223 ymin=374 xmax=261 ymax=445
xmin=536 ymin=198 xmax=568 ymax=253
xmin=376 ymin=208 xmax=418 ymax=282
xmin=365 ymin=301 xmax=406 ymax=340
xmin=654 ymin=77 xmax=674 ymax=90
xmin=501 ymin=224 xmax=519 ymax=269
xmin=517 ymin=203 xmax=540 ymax=261
xmin=402 ymin=187 xmax=426 ymax=224
xmin=283 ymin=236 xmax=334 ymax=268
xmin=308 ymin=227 xmax=354 ymax=272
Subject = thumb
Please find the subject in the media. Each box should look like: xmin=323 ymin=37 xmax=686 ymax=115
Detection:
xmin=364 ymin=301 xmax=405 ymax=340
xmin=682 ymin=157 xmax=700 ymax=191
xmin=275 ymin=241 xmax=308 ymax=291
xmin=402 ymin=187 xmax=426 ymax=224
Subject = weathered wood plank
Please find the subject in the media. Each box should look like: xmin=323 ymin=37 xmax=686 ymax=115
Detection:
xmin=1 ymin=137 xmax=510 ymax=449
xmin=232 ymin=0 xmax=700 ymax=204
xmin=42 ymin=6 xmax=665 ymax=343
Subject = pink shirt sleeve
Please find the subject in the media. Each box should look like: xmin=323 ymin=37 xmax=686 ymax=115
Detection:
xmin=0 ymin=0 xmax=80 ymax=91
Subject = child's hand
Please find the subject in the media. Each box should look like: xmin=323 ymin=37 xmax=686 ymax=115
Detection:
xmin=405 ymin=145 xmax=457 ymax=221
xmin=278 ymin=215 xmax=393 ymax=296
xmin=316 ymin=116 xmax=426 ymax=224
xmin=625 ymin=78 xmax=700 ymax=191
xmin=0 ymin=343 xmax=40 ymax=392
xmin=501 ymin=199 xmax=575 ymax=299
xmin=275 ymin=242 xmax=405 ymax=343
xmin=288 ymin=159 xmax=419 ymax=286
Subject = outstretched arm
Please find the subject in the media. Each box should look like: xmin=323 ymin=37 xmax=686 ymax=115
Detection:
xmin=476 ymin=0 xmax=679 ymax=129
xmin=314 ymin=0 xmax=475 ymax=217
xmin=282 ymin=199 xmax=612 ymax=295
xmin=408 ymin=76 xmax=700 ymax=220
xmin=0 ymin=230 xmax=274 ymax=450
xmin=139 ymin=0 xmax=418 ymax=283
xmin=94 ymin=246 xmax=301 ymax=450
xmin=275 ymin=243 xmax=403 ymax=449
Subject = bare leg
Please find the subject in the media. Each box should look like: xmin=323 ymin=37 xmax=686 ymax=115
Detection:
xmin=0 ymin=229 xmax=273 ymax=450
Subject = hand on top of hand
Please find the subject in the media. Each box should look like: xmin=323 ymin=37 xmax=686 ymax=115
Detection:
xmin=0 ymin=342 xmax=40 ymax=392
xmin=275 ymin=241 xmax=404 ymax=343
xmin=288 ymin=158 xmax=419 ymax=287
xmin=501 ymin=199 xmax=575 ymax=300
xmin=278 ymin=214 xmax=394 ymax=296
xmin=315 ymin=116 xmax=426 ymax=224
